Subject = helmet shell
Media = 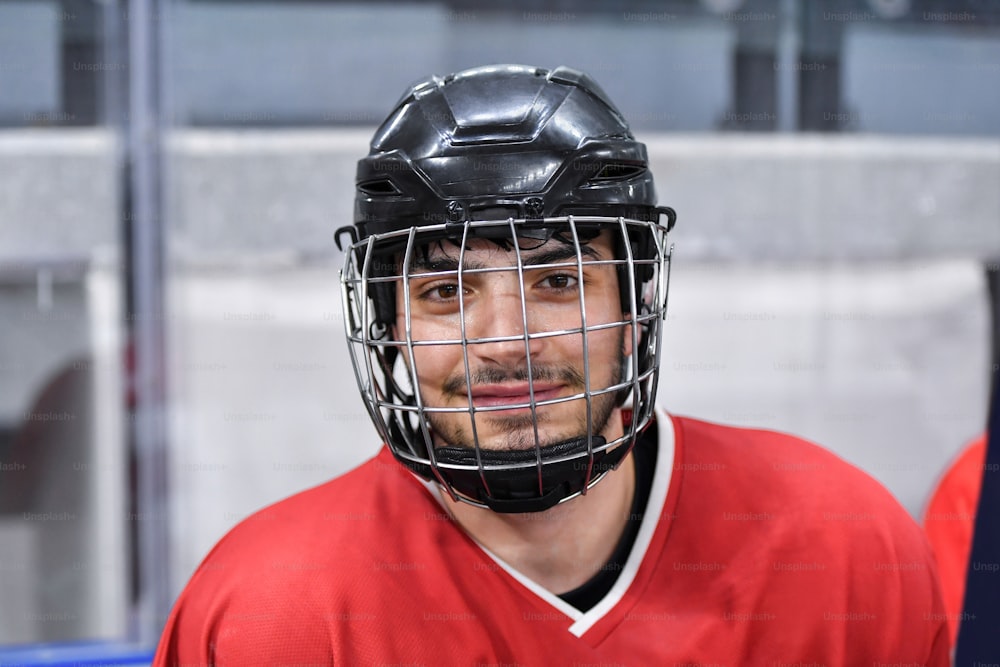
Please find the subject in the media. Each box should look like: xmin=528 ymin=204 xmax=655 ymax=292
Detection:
xmin=354 ymin=64 xmax=660 ymax=237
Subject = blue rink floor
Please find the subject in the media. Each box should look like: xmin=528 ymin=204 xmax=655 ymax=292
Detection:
xmin=0 ymin=642 xmax=153 ymax=667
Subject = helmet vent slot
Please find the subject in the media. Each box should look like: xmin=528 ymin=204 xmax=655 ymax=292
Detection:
xmin=358 ymin=179 xmax=401 ymax=196
xmin=589 ymin=163 xmax=646 ymax=183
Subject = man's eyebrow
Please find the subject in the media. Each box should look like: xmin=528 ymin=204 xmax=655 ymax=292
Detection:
xmin=405 ymin=242 xmax=601 ymax=274
xmin=406 ymin=255 xmax=483 ymax=274
xmin=522 ymin=243 xmax=601 ymax=267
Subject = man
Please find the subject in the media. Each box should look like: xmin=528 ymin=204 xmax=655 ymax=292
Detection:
xmin=155 ymin=64 xmax=948 ymax=664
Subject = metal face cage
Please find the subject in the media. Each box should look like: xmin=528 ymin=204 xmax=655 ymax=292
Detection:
xmin=340 ymin=215 xmax=673 ymax=513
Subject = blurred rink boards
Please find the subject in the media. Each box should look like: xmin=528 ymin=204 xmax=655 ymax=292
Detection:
xmin=0 ymin=129 xmax=997 ymax=642
xmin=166 ymin=130 xmax=999 ymax=594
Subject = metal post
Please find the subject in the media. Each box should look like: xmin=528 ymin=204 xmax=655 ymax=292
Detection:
xmin=797 ymin=0 xmax=845 ymax=132
xmin=775 ymin=0 xmax=799 ymax=132
xmin=729 ymin=0 xmax=780 ymax=131
xmin=125 ymin=0 xmax=170 ymax=646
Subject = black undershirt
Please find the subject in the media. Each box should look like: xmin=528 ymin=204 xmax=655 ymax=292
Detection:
xmin=557 ymin=421 xmax=658 ymax=612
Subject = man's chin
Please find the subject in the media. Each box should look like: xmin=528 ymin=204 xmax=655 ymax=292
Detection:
xmin=436 ymin=427 xmax=589 ymax=453
xmin=427 ymin=402 xmax=618 ymax=451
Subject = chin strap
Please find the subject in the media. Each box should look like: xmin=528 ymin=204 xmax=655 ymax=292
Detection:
xmin=404 ymin=435 xmax=634 ymax=514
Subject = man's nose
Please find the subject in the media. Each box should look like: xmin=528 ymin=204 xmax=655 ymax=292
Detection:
xmin=465 ymin=290 xmax=543 ymax=366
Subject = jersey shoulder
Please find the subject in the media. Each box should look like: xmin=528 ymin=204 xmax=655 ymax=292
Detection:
xmin=670 ymin=414 xmax=909 ymax=518
xmin=200 ymin=447 xmax=419 ymax=560
xmin=153 ymin=448 xmax=450 ymax=665
xmin=630 ymin=415 xmax=949 ymax=666
xmin=664 ymin=414 xmax=940 ymax=577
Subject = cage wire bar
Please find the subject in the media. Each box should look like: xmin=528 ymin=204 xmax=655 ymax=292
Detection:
xmin=126 ymin=0 xmax=171 ymax=646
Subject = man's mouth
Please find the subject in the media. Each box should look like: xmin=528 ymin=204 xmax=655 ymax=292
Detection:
xmin=469 ymin=383 xmax=564 ymax=408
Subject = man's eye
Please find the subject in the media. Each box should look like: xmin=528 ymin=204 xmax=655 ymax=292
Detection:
xmin=418 ymin=283 xmax=461 ymax=301
xmin=435 ymin=285 xmax=459 ymax=299
xmin=540 ymin=274 xmax=578 ymax=290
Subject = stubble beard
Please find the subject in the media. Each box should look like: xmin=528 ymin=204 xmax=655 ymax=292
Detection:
xmin=425 ymin=336 xmax=627 ymax=452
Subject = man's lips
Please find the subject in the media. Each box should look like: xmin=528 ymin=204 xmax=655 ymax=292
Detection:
xmin=468 ymin=383 xmax=564 ymax=408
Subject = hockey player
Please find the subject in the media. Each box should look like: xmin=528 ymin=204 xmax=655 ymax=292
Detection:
xmin=154 ymin=64 xmax=948 ymax=665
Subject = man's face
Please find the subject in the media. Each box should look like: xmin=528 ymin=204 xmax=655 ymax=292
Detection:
xmin=395 ymin=229 xmax=631 ymax=452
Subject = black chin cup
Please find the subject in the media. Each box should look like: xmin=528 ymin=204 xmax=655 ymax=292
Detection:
xmin=404 ymin=435 xmax=632 ymax=513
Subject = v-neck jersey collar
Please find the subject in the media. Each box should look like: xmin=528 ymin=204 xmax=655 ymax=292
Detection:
xmin=416 ymin=407 xmax=679 ymax=637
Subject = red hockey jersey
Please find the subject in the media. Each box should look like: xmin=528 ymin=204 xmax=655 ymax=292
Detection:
xmin=923 ymin=434 xmax=987 ymax=645
xmin=154 ymin=412 xmax=949 ymax=665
